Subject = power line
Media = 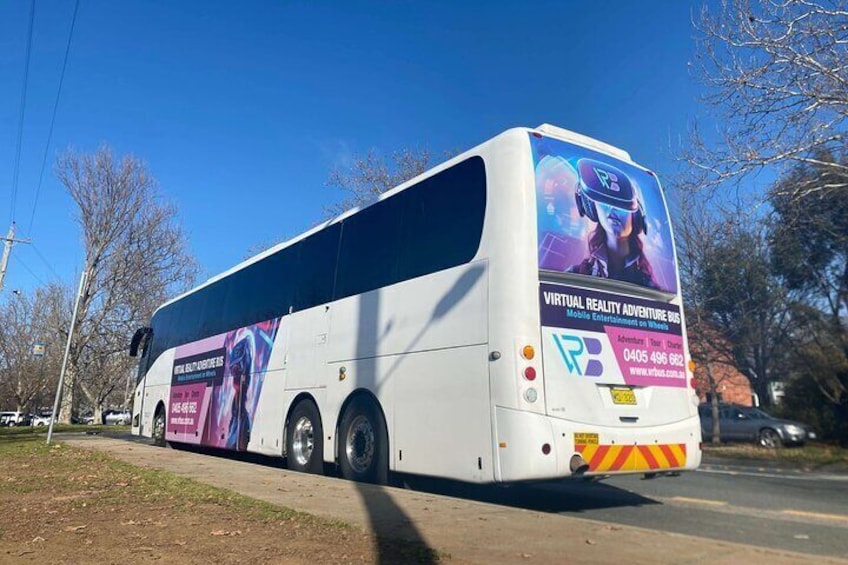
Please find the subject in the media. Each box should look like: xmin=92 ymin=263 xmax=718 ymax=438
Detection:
xmin=11 ymin=253 xmax=46 ymax=287
xmin=30 ymin=243 xmax=62 ymax=281
xmin=26 ymin=0 xmax=81 ymax=237
xmin=9 ymin=0 xmax=36 ymax=226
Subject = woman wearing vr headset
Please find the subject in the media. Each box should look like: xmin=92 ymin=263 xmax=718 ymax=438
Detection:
xmin=568 ymin=158 xmax=659 ymax=289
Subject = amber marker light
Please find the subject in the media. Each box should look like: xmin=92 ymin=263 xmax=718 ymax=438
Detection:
xmin=688 ymin=359 xmax=696 ymax=373
xmin=522 ymin=345 xmax=535 ymax=360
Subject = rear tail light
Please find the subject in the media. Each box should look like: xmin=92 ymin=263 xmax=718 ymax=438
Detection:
xmin=690 ymin=377 xmax=697 ymax=389
xmin=524 ymin=367 xmax=537 ymax=381
xmin=521 ymin=345 xmax=535 ymax=360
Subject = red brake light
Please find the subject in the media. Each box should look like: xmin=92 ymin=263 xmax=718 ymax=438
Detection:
xmin=524 ymin=367 xmax=537 ymax=381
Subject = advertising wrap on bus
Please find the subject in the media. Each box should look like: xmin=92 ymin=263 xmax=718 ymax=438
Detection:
xmin=540 ymin=284 xmax=685 ymax=389
xmin=531 ymin=134 xmax=678 ymax=295
xmin=539 ymin=281 xmax=691 ymax=460
xmin=167 ymin=318 xmax=280 ymax=449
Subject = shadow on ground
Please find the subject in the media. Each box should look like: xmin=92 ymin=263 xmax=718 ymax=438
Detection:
xmin=103 ymin=430 xmax=658 ymax=515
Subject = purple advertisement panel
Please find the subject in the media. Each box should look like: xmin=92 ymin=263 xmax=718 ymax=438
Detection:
xmin=169 ymin=318 xmax=281 ymax=449
xmin=541 ymin=283 xmax=686 ymax=388
xmin=531 ymin=134 xmax=678 ymax=294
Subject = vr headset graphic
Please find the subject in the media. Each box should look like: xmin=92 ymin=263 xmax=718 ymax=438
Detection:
xmin=574 ymin=158 xmax=647 ymax=235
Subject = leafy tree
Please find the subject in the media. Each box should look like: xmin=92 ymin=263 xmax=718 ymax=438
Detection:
xmin=54 ymin=146 xmax=197 ymax=423
xmin=692 ymin=224 xmax=791 ymax=407
xmin=768 ymin=155 xmax=848 ymax=425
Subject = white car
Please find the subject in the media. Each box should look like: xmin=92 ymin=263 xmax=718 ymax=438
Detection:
xmin=103 ymin=410 xmax=131 ymax=425
xmin=31 ymin=414 xmax=53 ymax=426
xmin=0 ymin=412 xmax=25 ymax=426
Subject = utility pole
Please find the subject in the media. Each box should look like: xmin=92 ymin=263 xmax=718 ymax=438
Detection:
xmin=47 ymin=265 xmax=88 ymax=445
xmin=0 ymin=222 xmax=32 ymax=293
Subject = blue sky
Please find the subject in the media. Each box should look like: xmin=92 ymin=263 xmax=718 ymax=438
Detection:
xmin=0 ymin=0 xmax=705 ymax=294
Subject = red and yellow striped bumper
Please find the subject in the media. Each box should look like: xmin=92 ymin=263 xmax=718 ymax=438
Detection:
xmin=576 ymin=442 xmax=687 ymax=473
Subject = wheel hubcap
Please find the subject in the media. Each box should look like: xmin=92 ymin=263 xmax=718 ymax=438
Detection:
xmin=292 ymin=416 xmax=314 ymax=466
xmin=154 ymin=413 xmax=164 ymax=441
xmin=346 ymin=415 xmax=375 ymax=473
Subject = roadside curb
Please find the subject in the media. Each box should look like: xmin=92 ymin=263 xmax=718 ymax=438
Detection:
xmin=700 ymin=455 xmax=848 ymax=479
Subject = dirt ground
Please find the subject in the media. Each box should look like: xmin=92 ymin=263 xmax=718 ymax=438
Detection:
xmin=0 ymin=436 xmax=443 ymax=564
xmin=4 ymin=432 xmax=844 ymax=565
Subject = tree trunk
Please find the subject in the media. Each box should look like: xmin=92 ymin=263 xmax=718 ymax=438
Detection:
xmin=58 ymin=367 xmax=76 ymax=424
xmin=707 ymin=363 xmax=722 ymax=444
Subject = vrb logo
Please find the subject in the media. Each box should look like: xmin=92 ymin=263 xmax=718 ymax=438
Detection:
xmin=552 ymin=333 xmax=604 ymax=377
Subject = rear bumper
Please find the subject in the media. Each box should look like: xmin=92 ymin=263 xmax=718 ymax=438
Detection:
xmin=494 ymin=406 xmax=702 ymax=482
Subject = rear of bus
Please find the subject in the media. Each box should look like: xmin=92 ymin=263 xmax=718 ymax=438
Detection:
xmin=499 ymin=126 xmax=701 ymax=481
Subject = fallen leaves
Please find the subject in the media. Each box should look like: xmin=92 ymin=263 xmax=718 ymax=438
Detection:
xmin=210 ymin=530 xmax=242 ymax=537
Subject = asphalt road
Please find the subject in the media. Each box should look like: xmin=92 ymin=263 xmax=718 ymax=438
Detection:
xmin=403 ymin=458 xmax=848 ymax=559
xmin=101 ymin=431 xmax=848 ymax=560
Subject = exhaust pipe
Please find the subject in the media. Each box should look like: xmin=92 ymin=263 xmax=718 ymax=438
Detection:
xmin=570 ymin=453 xmax=590 ymax=475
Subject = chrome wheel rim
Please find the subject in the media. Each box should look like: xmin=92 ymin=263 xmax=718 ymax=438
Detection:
xmin=760 ymin=430 xmax=778 ymax=448
xmin=292 ymin=416 xmax=314 ymax=466
xmin=153 ymin=412 xmax=165 ymax=442
xmin=346 ymin=415 xmax=375 ymax=474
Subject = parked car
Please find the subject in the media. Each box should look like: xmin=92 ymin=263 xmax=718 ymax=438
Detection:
xmin=698 ymin=404 xmax=816 ymax=447
xmin=71 ymin=414 xmax=95 ymax=425
xmin=0 ymin=411 xmax=25 ymax=427
xmin=31 ymin=414 xmax=53 ymax=426
xmin=103 ymin=409 xmax=131 ymax=425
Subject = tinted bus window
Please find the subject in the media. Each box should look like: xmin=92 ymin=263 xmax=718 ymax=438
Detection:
xmin=334 ymin=156 xmax=486 ymax=299
xmin=334 ymin=196 xmax=403 ymax=299
xmin=398 ymin=156 xmax=486 ymax=281
xmin=148 ymin=156 xmax=485 ymax=363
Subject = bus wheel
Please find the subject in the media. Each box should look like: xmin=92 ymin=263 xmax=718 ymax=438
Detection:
xmin=286 ymin=400 xmax=324 ymax=474
xmin=152 ymin=406 xmax=166 ymax=447
xmin=338 ymin=396 xmax=388 ymax=485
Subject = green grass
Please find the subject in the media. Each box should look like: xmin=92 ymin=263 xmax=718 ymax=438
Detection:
xmin=0 ymin=423 xmax=127 ymax=438
xmin=702 ymin=442 xmax=848 ymax=471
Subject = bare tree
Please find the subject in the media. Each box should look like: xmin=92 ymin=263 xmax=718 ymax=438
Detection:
xmin=684 ymin=0 xmax=848 ymax=199
xmin=672 ymin=184 xmax=746 ymax=440
xmin=324 ymin=148 xmax=452 ymax=218
xmin=0 ymin=285 xmax=67 ymax=413
xmin=55 ymin=146 xmax=197 ymax=423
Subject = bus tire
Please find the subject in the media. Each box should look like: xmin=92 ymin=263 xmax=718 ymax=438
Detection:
xmin=286 ymin=399 xmax=324 ymax=475
xmin=152 ymin=405 xmax=167 ymax=447
xmin=338 ymin=396 xmax=388 ymax=485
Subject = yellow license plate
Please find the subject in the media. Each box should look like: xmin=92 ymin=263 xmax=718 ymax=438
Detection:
xmin=610 ymin=388 xmax=636 ymax=405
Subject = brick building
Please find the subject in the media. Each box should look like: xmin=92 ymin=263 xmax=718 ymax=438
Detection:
xmin=688 ymin=327 xmax=754 ymax=406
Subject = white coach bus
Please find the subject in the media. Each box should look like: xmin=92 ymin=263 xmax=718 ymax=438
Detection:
xmin=130 ymin=124 xmax=701 ymax=484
